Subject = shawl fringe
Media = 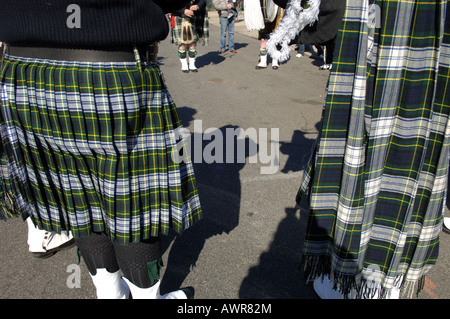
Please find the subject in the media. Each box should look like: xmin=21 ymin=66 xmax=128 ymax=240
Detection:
xmin=301 ymin=254 xmax=358 ymax=298
xmin=301 ymin=254 xmax=427 ymax=299
xmin=0 ymin=187 xmax=18 ymax=220
xmin=0 ymin=163 xmax=20 ymax=220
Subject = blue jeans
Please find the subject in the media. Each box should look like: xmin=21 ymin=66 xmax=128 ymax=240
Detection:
xmin=219 ymin=16 xmax=235 ymax=51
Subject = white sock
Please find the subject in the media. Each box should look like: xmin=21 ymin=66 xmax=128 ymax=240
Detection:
xmin=257 ymin=54 xmax=267 ymax=67
xmin=90 ymin=268 xmax=130 ymax=299
xmin=122 ymin=278 xmax=189 ymax=299
xmin=180 ymin=58 xmax=189 ymax=71
xmin=189 ymin=57 xmax=197 ymax=70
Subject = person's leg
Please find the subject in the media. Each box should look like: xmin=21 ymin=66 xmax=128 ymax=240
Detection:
xmin=188 ymin=43 xmax=198 ymax=72
xmin=219 ymin=17 xmax=227 ymax=51
xmin=178 ymin=44 xmax=189 ymax=72
xmin=296 ymin=44 xmax=305 ymax=57
xmin=314 ymin=45 xmax=324 ymax=59
xmin=256 ymin=38 xmax=268 ymax=69
xmin=272 ymin=43 xmax=280 ymax=69
xmin=320 ymin=40 xmax=335 ymax=70
xmin=114 ymin=236 xmax=162 ymax=289
xmin=114 ymin=237 xmax=194 ymax=299
xmin=75 ymin=232 xmax=129 ymax=299
xmin=325 ymin=40 xmax=335 ymax=65
xmin=228 ymin=17 xmax=236 ymax=51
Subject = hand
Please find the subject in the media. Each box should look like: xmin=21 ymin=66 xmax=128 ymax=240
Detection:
xmin=184 ymin=9 xmax=194 ymax=17
xmin=190 ymin=5 xmax=199 ymax=11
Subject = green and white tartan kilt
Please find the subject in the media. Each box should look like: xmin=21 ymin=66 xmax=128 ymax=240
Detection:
xmin=171 ymin=14 xmax=210 ymax=46
xmin=0 ymin=53 xmax=202 ymax=245
xmin=297 ymin=0 xmax=450 ymax=298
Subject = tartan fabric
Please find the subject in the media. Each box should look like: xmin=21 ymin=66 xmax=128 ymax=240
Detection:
xmin=0 ymin=53 xmax=202 ymax=246
xmin=297 ymin=0 xmax=450 ymax=298
xmin=171 ymin=14 xmax=210 ymax=46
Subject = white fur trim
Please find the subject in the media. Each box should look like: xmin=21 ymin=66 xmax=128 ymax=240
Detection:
xmin=266 ymin=0 xmax=321 ymax=62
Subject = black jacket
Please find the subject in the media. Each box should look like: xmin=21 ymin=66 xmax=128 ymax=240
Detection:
xmin=298 ymin=0 xmax=346 ymax=45
xmin=0 ymin=0 xmax=192 ymax=49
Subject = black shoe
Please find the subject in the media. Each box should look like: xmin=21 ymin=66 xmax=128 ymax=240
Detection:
xmin=180 ymin=286 xmax=195 ymax=299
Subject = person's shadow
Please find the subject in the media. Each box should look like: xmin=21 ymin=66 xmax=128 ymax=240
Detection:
xmin=196 ymin=51 xmax=226 ymax=68
xmin=238 ymin=204 xmax=314 ymax=298
xmin=195 ymin=43 xmax=249 ymax=69
xmin=280 ymin=121 xmax=321 ymax=173
xmin=160 ymin=106 xmax=258 ymax=294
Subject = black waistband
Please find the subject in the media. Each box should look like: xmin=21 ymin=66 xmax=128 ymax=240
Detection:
xmin=3 ymin=44 xmax=158 ymax=63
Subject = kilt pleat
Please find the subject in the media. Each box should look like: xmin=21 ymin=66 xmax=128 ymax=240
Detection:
xmin=0 ymin=55 xmax=202 ymax=245
xmin=297 ymin=0 xmax=450 ymax=298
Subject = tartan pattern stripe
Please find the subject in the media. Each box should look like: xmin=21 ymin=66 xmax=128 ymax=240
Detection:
xmin=297 ymin=0 xmax=450 ymax=297
xmin=0 ymin=54 xmax=202 ymax=245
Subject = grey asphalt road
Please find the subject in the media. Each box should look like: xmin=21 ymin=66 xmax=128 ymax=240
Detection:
xmin=0 ymin=11 xmax=449 ymax=300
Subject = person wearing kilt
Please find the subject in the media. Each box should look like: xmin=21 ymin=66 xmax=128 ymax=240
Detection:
xmin=244 ymin=0 xmax=286 ymax=70
xmin=0 ymin=0 xmax=202 ymax=299
xmin=170 ymin=0 xmax=209 ymax=73
xmin=269 ymin=0 xmax=450 ymax=298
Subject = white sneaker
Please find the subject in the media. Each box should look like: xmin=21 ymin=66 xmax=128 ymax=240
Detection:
xmin=296 ymin=53 xmax=303 ymax=58
xmin=443 ymin=217 xmax=450 ymax=234
xmin=313 ymin=276 xmax=344 ymax=299
xmin=27 ymin=217 xmax=74 ymax=258
xmin=122 ymin=278 xmax=194 ymax=299
xmin=320 ymin=64 xmax=332 ymax=70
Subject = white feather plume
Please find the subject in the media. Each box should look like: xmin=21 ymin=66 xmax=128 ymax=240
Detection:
xmin=266 ymin=0 xmax=321 ymax=62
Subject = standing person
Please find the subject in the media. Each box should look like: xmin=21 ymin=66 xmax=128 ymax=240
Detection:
xmin=271 ymin=0 xmax=450 ymax=298
xmin=0 ymin=0 xmax=202 ymax=299
xmin=244 ymin=0 xmax=285 ymax=70
xmin=212 ymin=0 xmax=237 ymax=53
xmin=256 ymin=8 xmax=285 ymax=70
xmin=171 ymin=0 xmax=209 ymax=73
xmin=296 ymin=0 xmax=345 ymax=70
xmin=267 ymin=0 xmax=343 ymax=70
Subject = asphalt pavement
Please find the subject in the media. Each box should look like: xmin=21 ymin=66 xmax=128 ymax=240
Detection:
xmin=0 ymin=10 xmax=449 ymax=301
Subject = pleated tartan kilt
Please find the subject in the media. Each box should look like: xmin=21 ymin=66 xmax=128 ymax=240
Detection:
xmin=0 ymin=53 xmax=202 ymax=245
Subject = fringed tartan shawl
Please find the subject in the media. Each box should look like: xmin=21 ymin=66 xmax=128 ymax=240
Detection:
xmin=296 ymin=0 xmax=450 ymax=298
